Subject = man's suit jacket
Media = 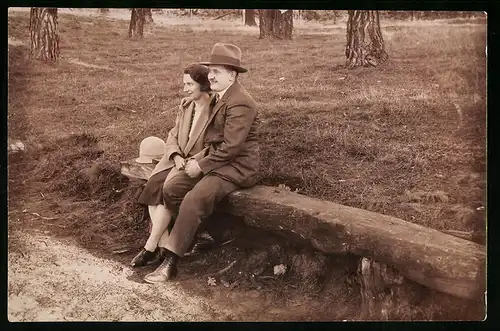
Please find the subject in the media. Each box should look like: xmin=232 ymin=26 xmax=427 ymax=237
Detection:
xmin=198 ymin=81 xmax=260 ymax=188
xmin=149 ymin=95 xmax=215 ymax=179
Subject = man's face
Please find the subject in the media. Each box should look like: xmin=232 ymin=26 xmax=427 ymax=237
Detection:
xmin=208 ymin=65 xmax=235 ymax=92
xmin=183 ymin=74 xmax=203 ymax=100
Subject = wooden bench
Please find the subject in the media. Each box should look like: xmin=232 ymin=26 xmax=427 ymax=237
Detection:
xmin=121 ymin=159 xmax=486 ymax=302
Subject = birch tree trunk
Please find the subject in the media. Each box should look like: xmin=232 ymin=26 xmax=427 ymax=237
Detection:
xmin=345 ymin=10 xmax=388 ymax=68
xmin=29 ymin=7 xmax=60 ymax=62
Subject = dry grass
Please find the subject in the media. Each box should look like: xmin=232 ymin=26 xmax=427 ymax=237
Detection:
xmin=8 ymin=10 xmax=486 ymax=320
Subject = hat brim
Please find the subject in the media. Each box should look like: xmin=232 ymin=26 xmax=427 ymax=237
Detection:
xmin=136 ymin=156 xmax=152 ymax=164
xmin=200 ymin=62 xmax=248 ymax=73
xmin=136 ymin=155 xmax=161 ymax=164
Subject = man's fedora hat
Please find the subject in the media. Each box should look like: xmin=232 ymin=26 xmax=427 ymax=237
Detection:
xmin=200 ymin=43 xmax=248 ymax=73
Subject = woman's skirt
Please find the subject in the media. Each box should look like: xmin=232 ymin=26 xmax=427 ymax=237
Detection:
xmin=137 ymin=169 xmax=170 ymax=206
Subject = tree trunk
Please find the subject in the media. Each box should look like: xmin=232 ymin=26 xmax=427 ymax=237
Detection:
xmin=99 ymin=8 xmax=109 ymax=14
xmin=128 ymin=8 xmax=146 ymax=38
xmin=259 ymin=9 xmax=293 ymax=39
xmin=345 ymin=10 xmax=388 ymax=68
xmin=145 ymin=8 xmax=153 ymax=23
xmin=29 ymin=8 xmax=60 ymax=62
xmin=244 ymin=9 xmax=257 ymax=26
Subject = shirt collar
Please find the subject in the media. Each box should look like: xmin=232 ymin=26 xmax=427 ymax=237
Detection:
xmin=216 ymin=82 xmax=234 ymax=101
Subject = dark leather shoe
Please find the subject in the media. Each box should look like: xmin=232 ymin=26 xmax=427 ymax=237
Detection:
xmin=130 ymin=248 xmax=158 ymax=267
xmin=184 ymin=231 xmax=216 ymax=257
xmin=144 ymin=252 xmax=178 ymax=283
xmin=148 ymin=247 xmax=168 ymax=266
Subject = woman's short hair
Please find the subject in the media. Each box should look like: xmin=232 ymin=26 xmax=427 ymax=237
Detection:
xmin=184 ymin=64 xmax=211 ymax=92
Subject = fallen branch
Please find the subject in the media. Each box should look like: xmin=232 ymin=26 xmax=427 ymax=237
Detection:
xmin=41 ymin=222 xmax=66 ymax=228
xmin=120 ymin=159 xmax=486 ymax=301
xmin=23 ymin=210 xmax=58 ymax=221
xmin=160 ymin=104 xmax=180 ymax=115
xmin=208 ymin=260 xmax=237 ymax=277
xmin=220 ymin=238 xmax=235 ymax=246
xmin=110 ymin=244 xmax=141 ymax=254
xmin=213 ymin=12 xmax=232 ymax=20
xmin=257 ymin=275 xmax=276 ymax=280
xmin=115 ymin=105 xmax=136 ymax=113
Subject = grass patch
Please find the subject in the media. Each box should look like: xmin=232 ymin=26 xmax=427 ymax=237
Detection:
xmin=9 ymin=9 xmax=486 ymax=231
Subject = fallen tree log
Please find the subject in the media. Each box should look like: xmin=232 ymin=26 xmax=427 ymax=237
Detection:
xmin=120 ymin=159 xmax=486 ymax=301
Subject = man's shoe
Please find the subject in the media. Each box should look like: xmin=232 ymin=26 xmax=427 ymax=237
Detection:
xmin=184 ymin=231 xmax=216 ymax=257
xmin=130 ymin=248 xmax=159 ymax=267
xmin=148 ymin=247 xmax=168 ymax=266
xmin=144 ymin=252 xmax=178 ymax=283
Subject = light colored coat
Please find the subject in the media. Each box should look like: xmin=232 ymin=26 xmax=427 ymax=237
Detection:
xmin=149 ymin=95 xmax=216 ymax=179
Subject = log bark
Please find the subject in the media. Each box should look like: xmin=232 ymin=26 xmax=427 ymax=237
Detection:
xmin=120 ymin=159 xmax=159 ymax=181
xmin=345 ymin=10 xmax=388 ymax=68
xmin=29 ymin=7 xmax=60 ymax=62
xmin=129 ymin=8 xmax=146 ymax=38
xmin=120 ymin=159 xmax=486 ymax=301
xmin=259 ymin=10 xmax=293 ymax=39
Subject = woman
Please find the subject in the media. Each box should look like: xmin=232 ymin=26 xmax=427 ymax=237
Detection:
xmin=131 ymin=63 xmax=216 ymax=268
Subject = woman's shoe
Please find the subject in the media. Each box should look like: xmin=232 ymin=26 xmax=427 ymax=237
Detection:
xmin=130 ymin=248 xmax=159 ymax=267
xmin=144 ymin=251 xmax=178 ymax=283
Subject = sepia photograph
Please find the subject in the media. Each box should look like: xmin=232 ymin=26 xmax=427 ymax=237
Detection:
xmin=7 ymin=7 xmax=486 ymax=322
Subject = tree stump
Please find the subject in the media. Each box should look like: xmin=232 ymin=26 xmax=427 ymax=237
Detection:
xmin=345 ymin=10 xmax=388 ymax=68
xmin=29 ymin=7 xmax=60 ymax=62
xmin=358 ymin=257 xmax=405 ymax=320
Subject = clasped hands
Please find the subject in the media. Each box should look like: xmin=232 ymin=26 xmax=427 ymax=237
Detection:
xmin=173 ymin=155 xmax=202 ymax=178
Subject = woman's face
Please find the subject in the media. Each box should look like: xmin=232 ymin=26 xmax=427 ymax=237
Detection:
xmin=183 ymin=74 xmax=204 ymax=100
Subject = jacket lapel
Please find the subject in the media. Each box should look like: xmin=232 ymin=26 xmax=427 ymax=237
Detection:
xmin=178 ymin=102 xmax=194 ymax=153
xmin=184 ymin=94 xmax=216 ymax=155
xmin=202 ymin=82 xmax=240 ymax=133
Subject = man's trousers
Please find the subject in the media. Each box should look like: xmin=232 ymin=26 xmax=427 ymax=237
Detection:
xmin=158 ymin=171 xmax=239 ymax=257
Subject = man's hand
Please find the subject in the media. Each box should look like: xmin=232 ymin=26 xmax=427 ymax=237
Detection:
xmin=185 ymin=159 xmax=202 ymax=178
xmin=173 ymin=155 xmax=186 ymax=170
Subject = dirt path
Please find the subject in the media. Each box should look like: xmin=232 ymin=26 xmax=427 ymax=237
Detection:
xmin=8 ymin=230 xmax=236 ymax=322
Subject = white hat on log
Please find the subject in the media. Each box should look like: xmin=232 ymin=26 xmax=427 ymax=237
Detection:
xmin=136 ymin=136 xmax=165 ymax=164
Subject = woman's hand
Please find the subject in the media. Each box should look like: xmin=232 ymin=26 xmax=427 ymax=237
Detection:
xmin=181 ymin=96 xmax=194 ymax=108
xmin=173 ymin=155 xmax=186 ymax=170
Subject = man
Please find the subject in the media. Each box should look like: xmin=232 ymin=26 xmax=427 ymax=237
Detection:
xmin=144 ymin=43 xmax=260 ymax=283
